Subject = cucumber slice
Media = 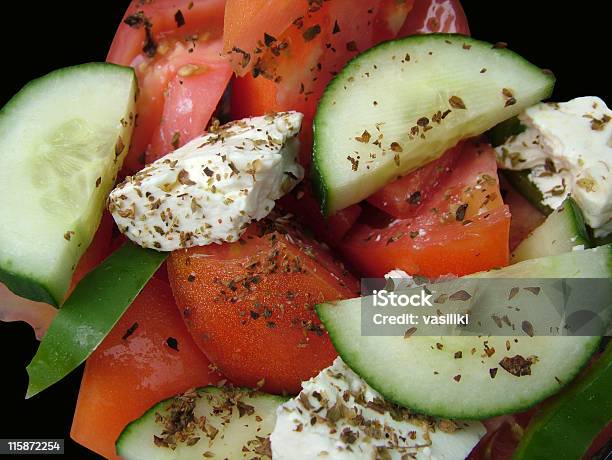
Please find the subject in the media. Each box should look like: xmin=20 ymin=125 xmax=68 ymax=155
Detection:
xmin=511 ymin=197 xmax=591 ymax=263
xmin=0 ymin=63 xmax=136 ymax=305
xmin=116 ymin=386 xmax=287 ymax=460
xmin=512 ymin=342 xmax=612 ymax=460
xmin=502 ymin=170 xmax=553 ymax=215
xmin=316 ymin=246 xmax=611 ymax=419
xmin=313 ymin=34 xmax=555 ymax=215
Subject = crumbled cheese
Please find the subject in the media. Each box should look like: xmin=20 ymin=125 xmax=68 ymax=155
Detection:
xmin=108 ymin=112 xmax=304 ymax=251
xmin=496 ymin=97 xmax=612 ymax=236
xmin=270 ymin=357 xmax=485 ymax=460
xmin=384 ymin=269 xmax=416 ymax=291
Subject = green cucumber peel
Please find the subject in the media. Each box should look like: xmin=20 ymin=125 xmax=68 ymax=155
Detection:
xmin=26 ymin=243 xmax=167 ymax=398
xmin=487 ymin=116 xmax=527 ymax=147
xmin=501 ymin=169 xmax=553 ymax=215
xmin=512 ymin=343 xmax=612 ymax=460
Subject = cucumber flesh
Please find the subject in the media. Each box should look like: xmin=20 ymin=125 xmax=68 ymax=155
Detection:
xmin=116 ymin=386 xmax=286 ymax=460
xmin=511 ymin=197 xmax=591 ymax=263
xmin=313 ymin=34 xmax=555 ymax=215
xmin=0 ymin=63 xmax=136 ymax=305
xmin=316 ymin=246 xmax=611 ymax=419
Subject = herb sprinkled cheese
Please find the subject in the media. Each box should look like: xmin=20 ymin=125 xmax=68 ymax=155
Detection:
xmin=109 ymin=112 xmax=304 ymax=251
xmin=270 ymin=357 xmax=485 ymax=459
xmin=496 ymin=97 xmax=612 ymax=236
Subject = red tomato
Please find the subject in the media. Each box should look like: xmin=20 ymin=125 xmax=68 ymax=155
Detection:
xmin=499 ymin=176 xmax=546 ymax=251
xmin=71 ymin=278 xmax=221 ymax=460
xmin=469 ymin=412 xmax=535 ymax=460
xmin=397 ymin=0 xmax=470 ymax=36
xmin=227 ymin=0 xmax=412 ymax=167
xmin=141 ymin=38 xmax=233 ymax=162
xmin=585 ymin=422 xmax=612 ymax=459
xmin=167 ymin=218 xmax=359 ymax=395
xmin=69 ymin=212 xmax=114 ymax=291
xmin=367 ymin=144 xmax=462 ymax=219
xmin=340 ymin=140 xmax=511 ymax=278
xmin=107 ymin=0 xmax=231 ymax=172
xmin=278 ymin=182 xmax=362 ymax=247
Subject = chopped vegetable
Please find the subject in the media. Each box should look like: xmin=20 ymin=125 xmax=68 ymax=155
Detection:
xmin=71 ymin=278 xmax=221 ymax=460
xmin=116 ymin=386 xmax=286 ymax=459
xmin=313 ymin=34 xmax=555 ymax=214
xmin=167 ymin=217 xmax=359 ymax=394
xmin=340 ymin=140 xmax=510 ymax=277
xmin=0 ymin=63 xmax=136 ymax=305
xmin=513 ymin=343 xmax=612 ymax=459
xmin=26 ymin=243 xmax=166 ymax=398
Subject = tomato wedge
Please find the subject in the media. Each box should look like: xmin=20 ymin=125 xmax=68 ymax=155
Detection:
xmin=71 ymin=278 xmax=220 ymax=460
xmin=107 ymin=0 xmax=231 ymax=172
xmin=367 ymin=144 xmax=462 ymax=219
xmin=227 ymin=0 xmax=413 ymax=166
xmin=278 ymin=182 xmax=362 ymax=247
xmin=340 ymin=140 xmax=511 ymax=278
xmin=499 ymin=176 xmax=546 ymax=251
xmin=168 ymin=218 xmax=359 ymax=395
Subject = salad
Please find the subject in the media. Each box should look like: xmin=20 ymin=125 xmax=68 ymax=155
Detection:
xmin=1 ymin=1 xmax=610 ymax=459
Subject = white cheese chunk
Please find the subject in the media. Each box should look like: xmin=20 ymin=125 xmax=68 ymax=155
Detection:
xmin=384 ymin=269 xmax=416 ymax=291
xmin=495 ymin=97 xmax=612 ymax=236
xmin=108 ymin=112 xmax=304 ymax=251
xmin=270 ymin=357 xmax=485 ymax=460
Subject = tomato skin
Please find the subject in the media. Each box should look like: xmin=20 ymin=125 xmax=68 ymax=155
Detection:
xmin=71 ymin=278 xmax=220 ymax=460
xmin=342 ymin=206 xmax=510 ymax=278
xmin=468 ymin=412 xmax=535 ymax=460
xmin=397 ymin=0 xmax=470 ymax=36
xmin=279 ymin=183 xmax=362 ymax=247
xmin=341 ymin=141 xmax=511 ymax=278
xmin=499 ymin=176 xmax=546 ymax=251
xmin=107 ymin=0 xmax=230 ymax=172
xmin=69 ymin=212 xmax=114 ymax=291
xmin=143 ymin=38 xmax=233 ymax=163
xmin=227 ymin=0 xmax=411 ymax=168
xmin=108 ymin=0 xmax=226 ymax=67
xmin=168 ymin=220 xmax=359 ymax=395
xmin=367 ymin=144 xmax=462 ymax=219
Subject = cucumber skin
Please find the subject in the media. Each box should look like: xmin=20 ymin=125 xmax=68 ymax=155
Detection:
xmin=487 ymin=116 xmax=526 ymax=147
xmin=318 ymin=301 xmax=602 ymax=420
xmin=503 ymin=169 xmax=612 ymax=247
xmin=565 ymin=196 xmax=592 ymax=248
xmin=116 ymin=386 xmax=288 ymax=457
xmin=501 ymin=170 xmax=553 ymax=215
xmin=512 ymin=343 xmax=612 ymax=460
xmin=316 ymin=246 xmax=611 ymax=419
xmin=511 ymin=197 xmax=592 ymax=263
xmin=0 ymin=62 xmax=136 ymax=306
xmin=0 ymin=268 xmax=56 ymax=305
xmin=312 ymin=33 xmax=555 ymax=216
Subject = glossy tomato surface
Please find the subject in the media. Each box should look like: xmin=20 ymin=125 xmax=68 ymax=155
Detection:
xmin=71 ymin=278 xmax=220 ymax=460
xmin=341 ymin=140 xmax=510 ymax=278
xmin=168 ymin=218 xmax=359 ymax=395
xmin=108 ymin=0 xmax=231 ymax=171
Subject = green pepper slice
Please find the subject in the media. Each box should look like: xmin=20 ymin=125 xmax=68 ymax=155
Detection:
xmin=26 ymin=243 xmax=167 ymax=398
xmin=513 ymin=342 xmax=612 ymax=459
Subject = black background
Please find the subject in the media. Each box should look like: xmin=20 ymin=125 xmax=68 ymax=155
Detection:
xmin=0 ymin=1 xmax=609 ymax=459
